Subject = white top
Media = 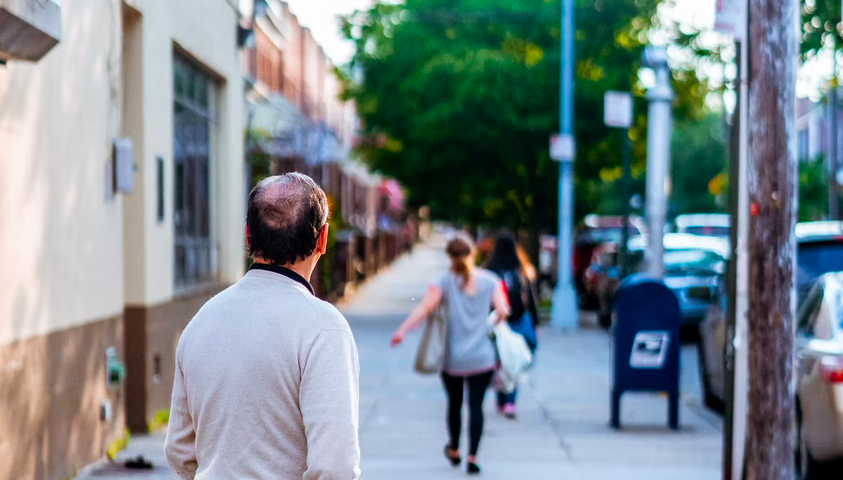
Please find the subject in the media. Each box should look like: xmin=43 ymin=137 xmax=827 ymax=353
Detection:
xmin=165 ymin=269 xmax=361 ymax=480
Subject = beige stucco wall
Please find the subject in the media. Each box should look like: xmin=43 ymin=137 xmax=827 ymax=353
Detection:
xmin=122 ymin=0 xmax=245 ymax=307
xmin=0 ymin=0 xmax=245 ymax=344
xmin=0 ymin=0 xmax=126 ymax=345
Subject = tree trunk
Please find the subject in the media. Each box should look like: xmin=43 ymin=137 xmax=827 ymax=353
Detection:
xmin=745 ymin=0 xmax=797 ymax=478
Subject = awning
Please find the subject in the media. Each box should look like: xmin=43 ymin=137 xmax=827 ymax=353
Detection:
xmin=247 ymin=94 xmax=347 ymax=164
xmin=0 ymin=0 xmax=61 ymax=62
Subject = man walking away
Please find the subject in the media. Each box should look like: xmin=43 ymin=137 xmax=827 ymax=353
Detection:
xmin=165 ymin=173 xmax=361 ymax=480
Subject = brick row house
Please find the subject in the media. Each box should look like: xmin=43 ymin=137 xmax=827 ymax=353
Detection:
xmin=242 ymin=0 xmax=416 ymax=301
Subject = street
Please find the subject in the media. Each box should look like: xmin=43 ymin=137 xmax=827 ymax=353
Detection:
xmin=82 ymin=239 xmax=722 ymax=480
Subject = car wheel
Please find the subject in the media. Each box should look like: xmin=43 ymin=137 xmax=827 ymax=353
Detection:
xmin=796 ymin=407 xmax=820 ymax=480
xmin=696 ymin=331 xmax=724 ymax=413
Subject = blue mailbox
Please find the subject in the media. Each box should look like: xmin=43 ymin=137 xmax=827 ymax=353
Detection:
xmin=610 ymin=274 xmax=681 ymax=430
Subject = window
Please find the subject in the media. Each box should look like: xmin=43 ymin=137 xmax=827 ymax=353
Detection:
xmin=173 ymin=55 xmax=214 ymax=287
xmin=797 ymin=283 xmax=824 ymax=338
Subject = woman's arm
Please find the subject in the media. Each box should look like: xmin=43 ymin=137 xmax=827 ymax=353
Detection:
xmin=490 ymin=280 xmax=511 ymax=325
xmin=391 ymin=285 xmax=443 ymax=346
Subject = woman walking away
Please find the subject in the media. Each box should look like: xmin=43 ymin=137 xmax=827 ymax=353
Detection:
xmin=391 ymin=235 xmax=510 ymax=475
xmin=485 ymin=234 xmax=540 ymax=419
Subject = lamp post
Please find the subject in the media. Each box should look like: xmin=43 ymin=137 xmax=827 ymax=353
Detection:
xmin=550 ymin=0 xmax=578 ymax=330
xmin=642 ymin=46 xmax=672 ymax=278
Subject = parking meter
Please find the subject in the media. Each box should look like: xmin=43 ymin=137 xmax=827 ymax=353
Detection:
xmin=610 ymin=274 xmax=681 ymax=430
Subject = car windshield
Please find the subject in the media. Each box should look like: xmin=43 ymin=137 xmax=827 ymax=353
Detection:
xmin=663 ymin=249 xmax=725 ymax=275
xmin=683 ymin=226 xmax=729 ymax=237
xmin=797 ymin=240 xmax=843 ymax=279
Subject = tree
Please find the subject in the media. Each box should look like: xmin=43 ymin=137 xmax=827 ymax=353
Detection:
xmin=799 ymin=156 xmax=831 ymax=221
xmin=339 ymin=0 xmax=711 ymax=259
xmin=801 ymin=0 xmax=841 ymax=60
xmin=669 ymin=113 xmax=728 ymax=215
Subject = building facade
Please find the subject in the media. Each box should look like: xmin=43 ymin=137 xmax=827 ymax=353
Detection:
xmin=0 ymin=1 xmax=245 ymax=478
xmin=796 ymin=96 xmax=843 ymax=165
xmin=243 ymin=0 xmax=412 ymax=301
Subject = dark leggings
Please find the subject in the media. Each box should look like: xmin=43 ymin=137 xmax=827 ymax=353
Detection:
xmin=441 ymin=370 xmax=494 ymax=457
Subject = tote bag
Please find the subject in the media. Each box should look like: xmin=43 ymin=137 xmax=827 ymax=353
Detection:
xmin=414 ymin=305 xmax=447 ymax=374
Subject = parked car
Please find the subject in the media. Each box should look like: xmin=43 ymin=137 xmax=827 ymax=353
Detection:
xmin=794 ymin=276 xmax=843 ymax=478
xmin=697 ymin=222 xmax=843 ymax=478
xmin=700 ymin=221 xmax=843 ymax=410
xmin=585 ymin=241 xmax=643 ymax=327
xmin=674 ymin=213 xmax=730 ymax=238
xmin=574 ymin=215 xmax=643 ymax=307
xmin=592 ymin=233 xmax=727 ymax=328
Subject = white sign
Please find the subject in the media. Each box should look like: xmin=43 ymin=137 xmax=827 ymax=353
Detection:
xmin=550 ymin=134 xmax=575 ymax=162
xmin=629 ymin=331 xmax=670 ymax=369
xmin=714 ymin=0 xmax=747 ymax=41
xmin=604 ymin=91 xmax=633 ymax=129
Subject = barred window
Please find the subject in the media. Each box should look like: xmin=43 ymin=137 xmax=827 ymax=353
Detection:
xmin=173 ymin=55 xmax=214 ymax=287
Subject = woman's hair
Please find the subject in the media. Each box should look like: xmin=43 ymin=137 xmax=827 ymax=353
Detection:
xmin=485 ymin=233 xmax=536 ymax=280
xmin=446 ymin=235 xmax=474 ymax=288
xmin=485 ymin=233 xmax=521 ymax=274
xmin=516 ymin=245 xmax=537 ymax=281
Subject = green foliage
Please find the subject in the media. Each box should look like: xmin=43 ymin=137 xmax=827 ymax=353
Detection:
xmin=799 ymin=156 xmax=830 ymax=221
xmin=801 ymin=0 xmax=841 ymax=60
xmin=340 ymin=0 xmax=710 ymax=231
xmin=669 ymin=113 xmax=728 ymax=215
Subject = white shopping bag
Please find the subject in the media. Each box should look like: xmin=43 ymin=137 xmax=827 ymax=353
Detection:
xmin=490 ymin=317 xmax=533 ymax=394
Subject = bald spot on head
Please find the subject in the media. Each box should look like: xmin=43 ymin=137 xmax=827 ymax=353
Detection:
xmin=253 ymin=174 xmax=328 ymax=230
xmin=246 ymin=172 xmax=329 ymax=265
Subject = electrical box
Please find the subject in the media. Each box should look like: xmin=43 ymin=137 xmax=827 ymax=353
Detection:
xmin=106 ymin=347 xmax=126 ymax=389
xmin=113 ymin=138 xmax=134 ymax=194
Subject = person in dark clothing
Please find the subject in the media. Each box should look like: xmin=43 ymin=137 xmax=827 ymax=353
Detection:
xmin=484 ymin=233 xmax=540 ymax=419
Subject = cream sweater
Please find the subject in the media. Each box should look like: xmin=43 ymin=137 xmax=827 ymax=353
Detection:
xmin=164 ymin=268 xmax=361 ymax=480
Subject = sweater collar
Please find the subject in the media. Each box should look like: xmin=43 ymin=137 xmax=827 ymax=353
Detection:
xmin=248 ymin=263 xmax=315 ymax=295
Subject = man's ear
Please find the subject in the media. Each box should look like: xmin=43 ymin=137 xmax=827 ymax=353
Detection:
xmin=317 ymin=223 xmax=329 ymax=255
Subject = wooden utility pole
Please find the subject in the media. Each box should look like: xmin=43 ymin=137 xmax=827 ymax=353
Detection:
xmin=745 ymin=0 xmax=797 ymax=478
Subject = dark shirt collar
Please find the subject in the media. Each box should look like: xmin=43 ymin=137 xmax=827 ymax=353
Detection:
xmin=249 ymin=263 xmax=315 ymax=295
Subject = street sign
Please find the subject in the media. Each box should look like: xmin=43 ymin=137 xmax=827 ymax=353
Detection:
xmin=714 ymin=0 xmax=746 ymax=41
xmin=550 ymin=134 xmax=575 ymax=162
xmin=604 ymin=91 xmax=633 ymax=129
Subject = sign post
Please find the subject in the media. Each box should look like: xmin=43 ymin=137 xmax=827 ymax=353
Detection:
xmin=713 ymin=2 xmax=748 ymax=478
xmin=550 ymin=0 xmax=578 ymax=331
xmin=604 ymin=91 xmax=633 ymax=277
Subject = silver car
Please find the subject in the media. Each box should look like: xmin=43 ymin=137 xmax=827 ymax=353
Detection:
xmin=794 ymin=275 xmax=843 ymax=478
xmin=698 ymin=274 xmax=843 ymax=479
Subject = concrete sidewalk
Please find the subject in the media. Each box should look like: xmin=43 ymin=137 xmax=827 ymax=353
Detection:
xmin=79 ymin=240 xmax=722 ymax=480
xmin=343 ymin=240 xmax=722 ymax=480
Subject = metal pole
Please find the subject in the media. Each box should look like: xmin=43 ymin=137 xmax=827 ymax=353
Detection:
xmin=722 ymin=40 xmax=742 ymax=480
xmin=619 ymin=130 xmax=631 ymax=278
xmin=829 ymin=49 xmax=838 ymax=219
xmin=643 ymin=48 xmax=672 ymax=278
xmin=731 ymin=35 xmax=751 ymax=480
xmin=550 ymin=0 xmax=578 ymax=329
